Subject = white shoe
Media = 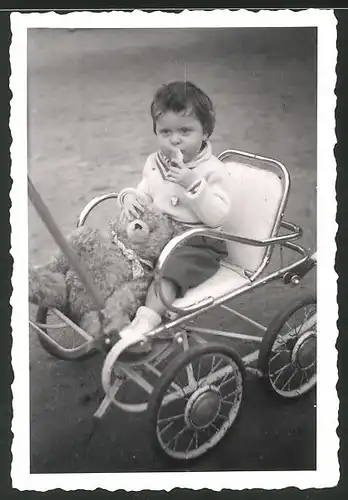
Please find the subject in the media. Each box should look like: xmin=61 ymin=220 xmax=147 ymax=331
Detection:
xmin=120 ymin=307 xmax=162 ymax=354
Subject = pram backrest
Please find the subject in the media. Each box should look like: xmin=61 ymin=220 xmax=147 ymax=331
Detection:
xmin=218 ymin=150 xmax=290 ymax=279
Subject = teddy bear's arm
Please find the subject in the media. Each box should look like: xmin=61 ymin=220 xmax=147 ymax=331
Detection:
xmin=29 ymin=266 xmax=67 ymax=310
xmin=99 ymin=278 xmax=150 ymax=336
xmin=79 ymin=279 xmax=149 ymax=339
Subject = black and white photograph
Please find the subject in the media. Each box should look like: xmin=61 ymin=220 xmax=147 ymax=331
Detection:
xmin=10 ymin=9 xmax=337 ymax=491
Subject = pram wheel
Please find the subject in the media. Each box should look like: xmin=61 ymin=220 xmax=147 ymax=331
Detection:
xmin=35 ymin=307 xmax=97 ymax=360
xmin=257 ymin=294 xmax=316 ymax=399
xmin=148 ymin=343 xmax=245 ymax=461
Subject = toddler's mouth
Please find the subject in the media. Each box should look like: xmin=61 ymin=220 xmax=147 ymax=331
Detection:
xmin=166 ymin=148 xmax=185 ymax=164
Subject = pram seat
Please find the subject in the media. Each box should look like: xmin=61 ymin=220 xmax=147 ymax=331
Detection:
xmin=173 ymin=262 xmax=250 ymax=310
xmin=163 ymin=150 xmax=289 ymax=313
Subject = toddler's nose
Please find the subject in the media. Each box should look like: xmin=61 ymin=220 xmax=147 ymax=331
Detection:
xmin=170 ymin=134 xmax=181 ymax=146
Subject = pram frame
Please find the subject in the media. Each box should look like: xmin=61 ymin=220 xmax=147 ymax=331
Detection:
xmin=28 ymin=150 xmax=317 ymax=448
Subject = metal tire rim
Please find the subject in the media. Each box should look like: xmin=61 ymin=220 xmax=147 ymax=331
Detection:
xmin=268 ymin=303 xmax=317 ymax=398
xmin=155 ymin=353 xmax=244 ymax=460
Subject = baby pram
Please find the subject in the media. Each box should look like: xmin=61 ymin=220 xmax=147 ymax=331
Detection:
xmin=29 ymin=149 xmax=317 ymax=461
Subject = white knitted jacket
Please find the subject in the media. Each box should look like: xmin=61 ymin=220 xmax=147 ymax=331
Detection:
xmin=118 ymin=141 xmax=231 ymax=228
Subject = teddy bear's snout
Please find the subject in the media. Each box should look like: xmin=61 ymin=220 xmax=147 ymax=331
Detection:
xmin=129 ymin=220 xmax=147 ymax=232
xmin=127 ymin=219 xmax=150 ymax=242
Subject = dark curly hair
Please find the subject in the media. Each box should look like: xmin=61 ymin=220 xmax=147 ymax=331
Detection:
xmin=150 ymin=81 xmax=216 ymax=137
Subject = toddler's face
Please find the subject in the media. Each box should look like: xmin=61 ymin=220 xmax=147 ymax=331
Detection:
xmin=155 ymin=110 xmax=207 ymax=163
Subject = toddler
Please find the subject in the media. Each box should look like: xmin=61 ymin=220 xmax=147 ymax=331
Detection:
xmin=117 ymin=81 xmax=231 ymax=350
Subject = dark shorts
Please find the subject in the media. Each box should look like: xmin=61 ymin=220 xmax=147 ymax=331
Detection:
xmin=162 ymin=235 xmax=228 ymax=297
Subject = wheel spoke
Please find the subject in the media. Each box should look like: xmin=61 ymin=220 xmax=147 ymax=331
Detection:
xmin=272 ymin=362 xmax=292 ymax=376
xmin=186 ymin=361 xmax=196 ymax=389
xmin=172 ymin=376 xmax=190 ymax=400
xmin=305 ymin=358 xmax=316 ymax=371
xmin=167 ymin=426 xmax=188 ymax=451
xmin=269 ymin=348 xmax=291 ymax=365
xmin=293 ymin=322 xmax=301 ymax=338
xmin=299 ymin=308 xmax=316 ymax=335
xmin=158 ymin=413 xmax=185 ymax=425
xmin=222 ymin=388 xmax=239 ymax=402
xmin=196 ymin=356 xmax=228 ymax=389
xmin=210 ymin=357 xmax=225 ymax=376
xmin=210 ymin=355 xmax=225 ymax=376
xmin=297 ymin=317 xmax=306 ymax=336
xmin=196 ymin=358 xmax=202 ymax=383
xmin=215 ymin=369 xmax=235 ymax=390
xmin=299 ymin=369 xmax=306 ymax=387
xmin=213 ymin=369 xmax=229 ymax=388
xmin=301 ymin=359 xmax=316 ymax=378
xmin=221 ymin=397 xmax=235 ymax=405
xmin=209 ymin=421 xmax=220 ymax=433
xmin=303 ymin=306 xmax=311 ymax=325
xmin=271 ymin=362 xmax=293 ymax=384
xmin=195 ymin=431 xmax=199 ymax=449
xmin=185 ymin=431 xmax=199 ymax=453
xmin=159 ymin=420 xmax=175 ymax=436
xmin=280 ymin=365 xmax=299 ymax=391
xmin=185 ymin=432 xmax=196 ymax=453
xmin=284 ymin=320 xmax=293 ymax=334
xmin=204 ymin=355 xmax=222 ymax=383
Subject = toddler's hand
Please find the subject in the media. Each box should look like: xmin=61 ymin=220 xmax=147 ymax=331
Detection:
xmin=122 ymin=192 xmax=145 ymax=221
xmin=170 ymin=148 xmax=184 ymax=166
xmin=166 ymin=148 xmax=199 ymax=189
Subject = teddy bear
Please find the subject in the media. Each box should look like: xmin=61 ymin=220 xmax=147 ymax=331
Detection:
xmin=29 ymin=207 xmax=183 ymax=340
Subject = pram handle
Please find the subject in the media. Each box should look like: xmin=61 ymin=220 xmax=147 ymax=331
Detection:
xmin=154 ymin=221 xmax=307 ymax=315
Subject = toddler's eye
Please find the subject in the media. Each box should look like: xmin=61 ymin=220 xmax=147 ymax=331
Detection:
xmin=159 ymin=129 xmax=171 ymax=136
xmin=180 ymin=127 xmax=191 ymax=135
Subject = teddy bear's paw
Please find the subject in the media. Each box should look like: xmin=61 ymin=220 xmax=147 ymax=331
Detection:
xmin=80 ymin=311 xmax=103 ymax=339
xmin=103 ymin=314 xmax=130 ymax=338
